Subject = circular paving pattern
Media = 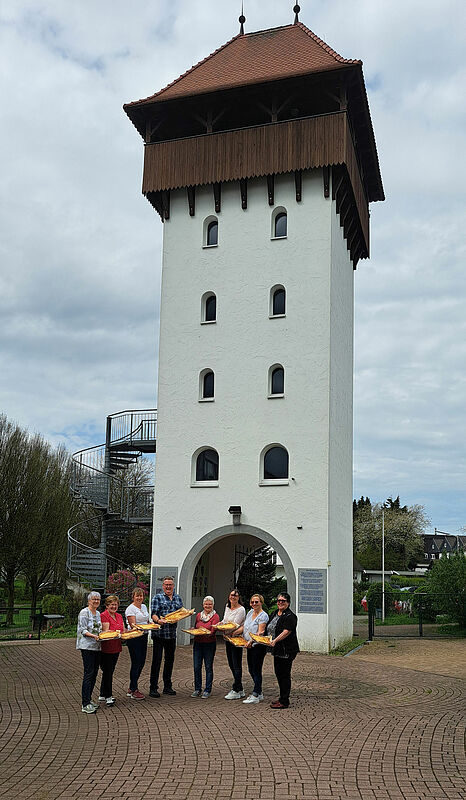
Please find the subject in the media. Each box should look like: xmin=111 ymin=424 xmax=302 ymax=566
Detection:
xmin=0 ymin=639 xmax=464 ymax=800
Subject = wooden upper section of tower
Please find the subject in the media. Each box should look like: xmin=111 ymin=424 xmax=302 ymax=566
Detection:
xmin=124 ymin=20 xmax=384 ymax=266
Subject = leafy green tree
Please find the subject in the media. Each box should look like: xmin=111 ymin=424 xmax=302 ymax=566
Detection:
xmin=21 ymin=442 xmax=79 ymax=616
xmin=426 ymin=553 xmax=466 ymax=627
xmin=0 ymin=415 xmax=80 ymax=618
xmin=353 ymin=496 xmax=427 ymax=570
xmin=237 ymin=546 xmax=287 ymax=610
xmin=0 ymin=417 xmax=29 ymax=619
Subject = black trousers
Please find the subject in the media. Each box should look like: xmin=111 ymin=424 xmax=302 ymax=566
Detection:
xmin=150 ymin=637 xmax=176 ymax=690
xmin=100 ymin=651 xmax=119 ymax=698
xmin=273 ymin=655 xmax=296 ymax=706
xmin=127 ymin=634 xmax=148 ymax=692
xmin=225 ymin=639 xmax=243 ymax=691
xmin=80 ymin=650 xmax=100 ymax=706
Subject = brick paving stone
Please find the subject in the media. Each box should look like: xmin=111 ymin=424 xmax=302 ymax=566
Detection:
xmin=0 ymin=638 xmax=464 ymax=799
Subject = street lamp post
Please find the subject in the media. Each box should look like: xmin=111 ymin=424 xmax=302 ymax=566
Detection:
xmin=381 ymin=507 xmax=385 ymax=623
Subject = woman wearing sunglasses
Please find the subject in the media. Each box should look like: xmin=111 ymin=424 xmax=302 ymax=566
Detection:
xmin=235 ymin=593 xmax=269 ymax=704
xmin=214 ymin=589 xmax=246 ymax=700
xmin=266 ymin=592 xmax=299 ymax=709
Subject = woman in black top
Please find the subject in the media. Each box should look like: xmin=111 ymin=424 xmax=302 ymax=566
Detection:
xmin=266 ymin=592 xmax=299 ymax=709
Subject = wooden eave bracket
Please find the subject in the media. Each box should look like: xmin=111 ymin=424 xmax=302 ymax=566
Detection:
xmin=213 ymin=182 xmax=221 ymax=213
xmin=323 ymin=166 xmax=330 ymax=198
xmin=145 ymin=117 xmax=163 ymax=143
xmin=295 ymin=170 xmax=302 ymax=202
xmin=240 ymin=178 xmax=247 ymax=210
xmin=331 ymin=165 xmax=368 ymax=269
xmin=161 ymin=190 xmax=170 ymax=220
xmin=187 ymin=186 xmax=195 ymax=216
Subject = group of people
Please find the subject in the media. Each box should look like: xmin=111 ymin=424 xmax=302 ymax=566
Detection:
xmin=76 ymin=576 xmax=299 ymax=713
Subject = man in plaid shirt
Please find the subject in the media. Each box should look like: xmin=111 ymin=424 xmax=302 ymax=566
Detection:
xmin=149 ymin=576 xmax=183 ymax=697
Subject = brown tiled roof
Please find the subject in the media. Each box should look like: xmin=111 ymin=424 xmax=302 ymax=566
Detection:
xmin=125 ymin=23 xmax=361 ymax=108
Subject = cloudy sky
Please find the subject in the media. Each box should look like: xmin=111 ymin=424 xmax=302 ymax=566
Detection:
xmin=1 ymin=0 xmax=465 ymax=533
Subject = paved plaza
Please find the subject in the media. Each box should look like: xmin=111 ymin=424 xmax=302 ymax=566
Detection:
xmin=0 ymin=637 xmax=464 ymax=800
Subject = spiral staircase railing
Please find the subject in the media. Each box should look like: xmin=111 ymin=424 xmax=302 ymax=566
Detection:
xmin=67 ymin=409 xmax=157 ymax=592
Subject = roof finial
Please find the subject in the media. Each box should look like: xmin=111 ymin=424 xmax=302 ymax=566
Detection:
xmin=293 ymin=4 xmax=301 ymax=24
xmin=239 ymin=2 xmax=245 ymax=35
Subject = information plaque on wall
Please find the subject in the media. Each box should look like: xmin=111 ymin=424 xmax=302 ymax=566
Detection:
xmin=298 ymin=569 xmax=327 ymax=614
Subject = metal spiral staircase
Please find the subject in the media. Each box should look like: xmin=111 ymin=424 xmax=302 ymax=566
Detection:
xmin=67 ymin=409 xmax=157 ymax=592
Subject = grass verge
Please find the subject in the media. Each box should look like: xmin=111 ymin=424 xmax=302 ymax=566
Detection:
xmin=329 ymin=636 xmax=365 ymax=656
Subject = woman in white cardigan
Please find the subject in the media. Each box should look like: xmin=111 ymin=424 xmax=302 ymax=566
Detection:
xmin=76 ymin=591 xmax=102 ymax=713
xmin=214 ymin=589 xmax=246 ymax=700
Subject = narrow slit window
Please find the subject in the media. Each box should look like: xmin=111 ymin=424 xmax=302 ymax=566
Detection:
xmin=274 ymin=212 xmax=287 ymax=238
xmin=207 ymin=220 xmax=218 ymax=246
xmin=202 ymin=370 xmax=215 ymax=399
xmin=272 ymin=287 xmax=286 ymax=316
xmin=271 ymin=367 xmax=284 ymax=395
xmin=205 ymin=295 xmax=216 ymax=321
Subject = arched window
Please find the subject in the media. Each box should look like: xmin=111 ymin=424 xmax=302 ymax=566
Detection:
xmin=207 ymin=220 xmax=218 ymax=246
xmin=201 ymin=292 xmax=216 ymax=323
xmin=270 ymin=286 xmax=286 ymax=317
xmin=269 ymin=365 xmax=284 ymax=396
xmin=272 ymin=207 xmax=287 ymax=239
xmin=263 ymin=446 xmax=289 ymax=480
xmin=274 ymin=213 xmax=287 ymax=238
xmin=195 ymin=449 xmax=219 ymax=482
xmin=200 ymin=369 xmax=215 ymax=400
xmin=203 ymin=214 xmax=219 ymax=247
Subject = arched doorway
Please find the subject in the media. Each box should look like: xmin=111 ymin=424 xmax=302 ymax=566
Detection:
xmin=178 ymin=524 xmax=296 ymax=643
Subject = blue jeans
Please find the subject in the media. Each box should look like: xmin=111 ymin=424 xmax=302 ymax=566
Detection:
xmin=193 ymin=641 xmax=216 ymax=692
xmin=246 ymin=644 xmax=266 ymax=696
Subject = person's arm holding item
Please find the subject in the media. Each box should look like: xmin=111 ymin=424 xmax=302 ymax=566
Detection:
xmin=270 ymin=629 xmax=291 ymax=646
xmin=271 ymin=610 xmax=297 ymax=648
xmin=151 ymin=595 xmax=163 ymax=625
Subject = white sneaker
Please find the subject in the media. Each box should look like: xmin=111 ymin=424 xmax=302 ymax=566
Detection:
xmin=239 ymin=690 xmax=246 ymax=697
xmin=225 ymin=690 xmax=241 ymax=700
xmin=257 ymin=693 xmax=264 ymax=701
xmin=98 ymin=696 xmax=106 ymax=702
xmin=89 ymin=701 xmax=99 ymax=709
xmin=106 ymin=697 xmax=115 ymax=705
xmin=82 ymin=703 xmax=97 ymax=714
xmin=243 ymin=694 xmax=260 ymax=704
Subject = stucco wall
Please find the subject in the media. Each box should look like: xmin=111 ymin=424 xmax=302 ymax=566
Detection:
xmin=152 ymin=169 xmax=353 ymax=652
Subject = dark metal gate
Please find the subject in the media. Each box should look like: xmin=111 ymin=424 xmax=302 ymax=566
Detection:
xmin=0 ymin=608 xmax=43 ymax=641
xmin=367 ymin=593 xmax=462 ymax=639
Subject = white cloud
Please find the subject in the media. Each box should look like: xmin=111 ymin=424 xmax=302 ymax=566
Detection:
xmin=1 ymin=0 xmax=465 ymax=531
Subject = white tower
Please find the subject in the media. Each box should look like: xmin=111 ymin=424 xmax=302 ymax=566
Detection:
xmin=124 ymin=13 xmax=383 ymax=652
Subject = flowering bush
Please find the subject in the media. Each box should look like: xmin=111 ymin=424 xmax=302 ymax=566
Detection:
xmin=106 ymin=570 xmax=148 ymax=600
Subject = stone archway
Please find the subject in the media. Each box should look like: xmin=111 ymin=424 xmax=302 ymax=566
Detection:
xmin=179 ymin=524 xmax=296 ymax=636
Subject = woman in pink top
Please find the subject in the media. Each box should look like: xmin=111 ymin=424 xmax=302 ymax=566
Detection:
xmin=191 ymin=596 xmax=219 ymax=699
xmin=99 ymin=595 xmax=124 ymax=705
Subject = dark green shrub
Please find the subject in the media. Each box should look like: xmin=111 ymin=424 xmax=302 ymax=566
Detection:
xmin=425 ymin=554 xmax=466 ymax=627
xmin=42 ymin=594 xmax=66 ymax=615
